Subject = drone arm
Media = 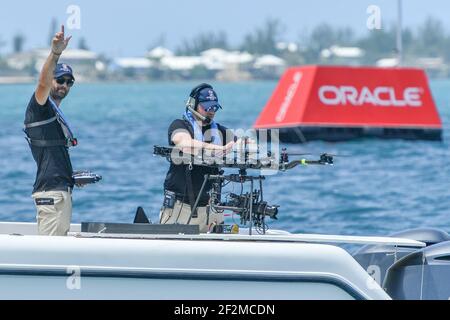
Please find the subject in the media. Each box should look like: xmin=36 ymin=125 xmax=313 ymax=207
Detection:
xmin=283 ymin=159 xmax=306 ymax=170
xmin=283 ymin=156 xmax=333 ymax=170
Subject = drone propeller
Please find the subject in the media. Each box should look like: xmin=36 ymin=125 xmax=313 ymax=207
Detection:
xmin=283 ymin=153 xmax=313 ymax=156
xmin=154 ymin=145 xmax=335 ymax=170
xmin=287 ymin=152 xmax=350 ymax=157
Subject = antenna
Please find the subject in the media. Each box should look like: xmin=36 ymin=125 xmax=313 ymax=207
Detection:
xmin=396 ymin=0 xmax=403 ymax=66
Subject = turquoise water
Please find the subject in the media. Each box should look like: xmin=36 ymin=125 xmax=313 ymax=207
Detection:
xmin=0 ymin=81 xmax=448 ymax=236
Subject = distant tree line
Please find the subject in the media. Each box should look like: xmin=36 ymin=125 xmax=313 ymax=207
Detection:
xmin=172 ymin=17 xmax=450 ymax=65
xmin=1 ymin=16 xmax=450 ymax=67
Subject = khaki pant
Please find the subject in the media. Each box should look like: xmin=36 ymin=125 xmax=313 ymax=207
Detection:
xmin=159 ymin=200 xmax=224 ymax=233
xmin=32 ymin=190 xmax=72 ymax=236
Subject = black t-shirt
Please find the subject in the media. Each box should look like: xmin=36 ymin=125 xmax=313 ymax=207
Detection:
xmin=24 ymin=93 xmax=74 ymax=193
xmin=164 ymin=119 xmax=231 ymax=206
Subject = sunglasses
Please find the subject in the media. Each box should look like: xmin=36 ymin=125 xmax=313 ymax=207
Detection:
xmin=201 ymin=104 xmax=221 ymax=113
xmin=55 ymin=77 xmax=75 ymax=87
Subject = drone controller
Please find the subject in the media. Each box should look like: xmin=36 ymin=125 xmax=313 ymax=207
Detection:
xmin=72 ymin=171 xmax=102 ymax=186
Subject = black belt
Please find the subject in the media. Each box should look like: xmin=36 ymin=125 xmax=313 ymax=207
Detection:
xmin=174 ymin=193 xmax=208 ymax=207
xmin=175 ymin=194 xmax=187 ymax=203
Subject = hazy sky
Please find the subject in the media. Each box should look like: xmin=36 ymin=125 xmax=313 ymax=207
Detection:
xmin=1 ymin=0 xmax=450 ymax=57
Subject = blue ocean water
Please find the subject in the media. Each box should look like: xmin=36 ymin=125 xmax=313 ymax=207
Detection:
xmin=0 ymin=81 xmax=448 ymax=237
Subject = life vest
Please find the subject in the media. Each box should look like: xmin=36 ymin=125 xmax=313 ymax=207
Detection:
xmin=24 ymin=97 xmax=77 ymax=148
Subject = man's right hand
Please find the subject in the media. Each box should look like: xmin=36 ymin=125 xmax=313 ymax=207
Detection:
xmin=205 ymin=142 xmax=234 ymax=159
xmin=51 ymin=25 xmax=72 ymax=56
xmin=35 ymin=25 xmax=72 ymax=105
xmin=222 ymin=141 xmax=235 ymax=154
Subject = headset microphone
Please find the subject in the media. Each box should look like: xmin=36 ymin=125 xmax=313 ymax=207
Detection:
xmin=186 ymin=97 xmax=212 ymax=124
xmin=185 ymin=83 xmax=217 ymax=124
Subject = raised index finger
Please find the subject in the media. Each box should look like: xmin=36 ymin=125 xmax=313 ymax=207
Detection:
xmin=61 ymin=25 xmax=65 ymax=35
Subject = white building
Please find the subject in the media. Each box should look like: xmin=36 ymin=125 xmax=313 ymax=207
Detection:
xmin=113 ymin=58 xmax=154 ymax=69
xmin=200 ymin=48 xmax=254 ymax=80
xmin=376 ymin=57 xmax=400 ymax=67
xmin=252 ymin=54 xmax=286 ymax=78
xmin=6 ymin=48 xmax=103 ymax=81
xmin=112 ymin=57 xmax=154 ymax=78
xmin=201 ymin=49 xmax=253 ymax=70
xmin=321 ymin=46 xmax=365 ymax=65
xmin=160 ymin=56 xmax=203 ymax=71
xmin=276 ymin=42 xmax=298 ymax=53
xmin=146 ymin=46 xmax=174 ymax=60
xmin=254 ymin=54 xmax=285 ymax=68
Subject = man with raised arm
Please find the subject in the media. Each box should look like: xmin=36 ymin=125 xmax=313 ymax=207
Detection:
xmin=24 ymin=25 xmax=78 ymax=236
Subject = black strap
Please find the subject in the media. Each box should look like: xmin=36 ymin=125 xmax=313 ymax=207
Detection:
xmin=182 ymin=118 xmax=198 ymax=218
xmin=24 ymin=105 xmax=77 ymax=148
xmin=183 ymin=118 xmax=195 ymax=136
xmin=25 ymin=138 xmax=68 ymax=147
xmin=185 ymin=167 xmax=198 ymax=218
xmin=24 ymin=116 xmax=58 ymax=129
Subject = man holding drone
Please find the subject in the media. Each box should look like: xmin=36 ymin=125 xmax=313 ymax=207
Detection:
xmin=160 ymin=83 xmax=235 ymax=233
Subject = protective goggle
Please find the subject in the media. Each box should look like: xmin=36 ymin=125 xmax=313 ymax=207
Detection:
xmin=55 ymin=77 xmax=75 ymax=87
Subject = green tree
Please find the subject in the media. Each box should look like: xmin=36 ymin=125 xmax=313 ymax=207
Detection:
xmin=308 ymin=23 xmax=336 ymax=52
xmin=415 ymin=17 xmax=447 ymax=56
xmin=0 ymin=36 xmax=6 ymax=68
xmin=13 ymin=33 xmax=26 ymax=53
xmin=148 ymin=34 xmax=167 ymax=50
xmin=400 ymin=27 xmax=415 ymax=59
xmin=78 ymin=37 xmax=89 ymax=50
xmin=176 ymin=31 xmax=229 ymax=55
xmin=335 ymin=27 xmax=355 ymax=46
xmin=296 ymin=17 xmax=450 ymax=66
xmin=240 ymin=18 xmax=284 ymax=55
xmin=357 ymin=26 xmax=396 ymax=64
xmin=298 ymin=24 xmax=358 ymax=64
xmin=48 ymin=18 xmax=58 ymax=46
xmin=443 ymin=38 xmax=450 ymax=63
xmin=0 ymin=35 xmax=5 ymax=55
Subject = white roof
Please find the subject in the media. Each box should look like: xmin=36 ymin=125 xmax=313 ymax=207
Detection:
xmin=31 ymin=48 xmax=98 ymax=60
xmin=254 ymin=54 xmax=286 ymax=68
xmin=11 ymin=48 xmax=54 ymax=60
xmin=200 ymin=48 xmax=230 ymax=58
xmin=147 ymin=46 xmax=174 ymax=59
xmin=114 ymin=57 xmax=153 ymax=68
xmin=61 ymin=49 xmax=98 ymax=60
xmin=224 ymin=51 xmax=254 ymax=64
xmin=201 ymin=49 xmax=254 ymax=64
xmin=201 ymin=59 xmax=225 ymax=70
xmin=321 ymin=46 xmax=365 ymax=59
xmin=160 ymin=56 xmax=203 ymax=70
xmin=156 ymin=49 xmax=255 ymax=71
xmin=376 ymin=57 xmax=400 ymax=67
xmin=276 ymin=42 xmax=298 ymax=52
xmin=7 ymin=48 xmax=98 ymax=70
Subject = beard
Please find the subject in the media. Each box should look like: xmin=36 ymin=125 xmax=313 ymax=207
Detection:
xmin=206 ymin=113 xmax=215 ymax=119
xmin=50 ymin=86 xmax=68 ymax=100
